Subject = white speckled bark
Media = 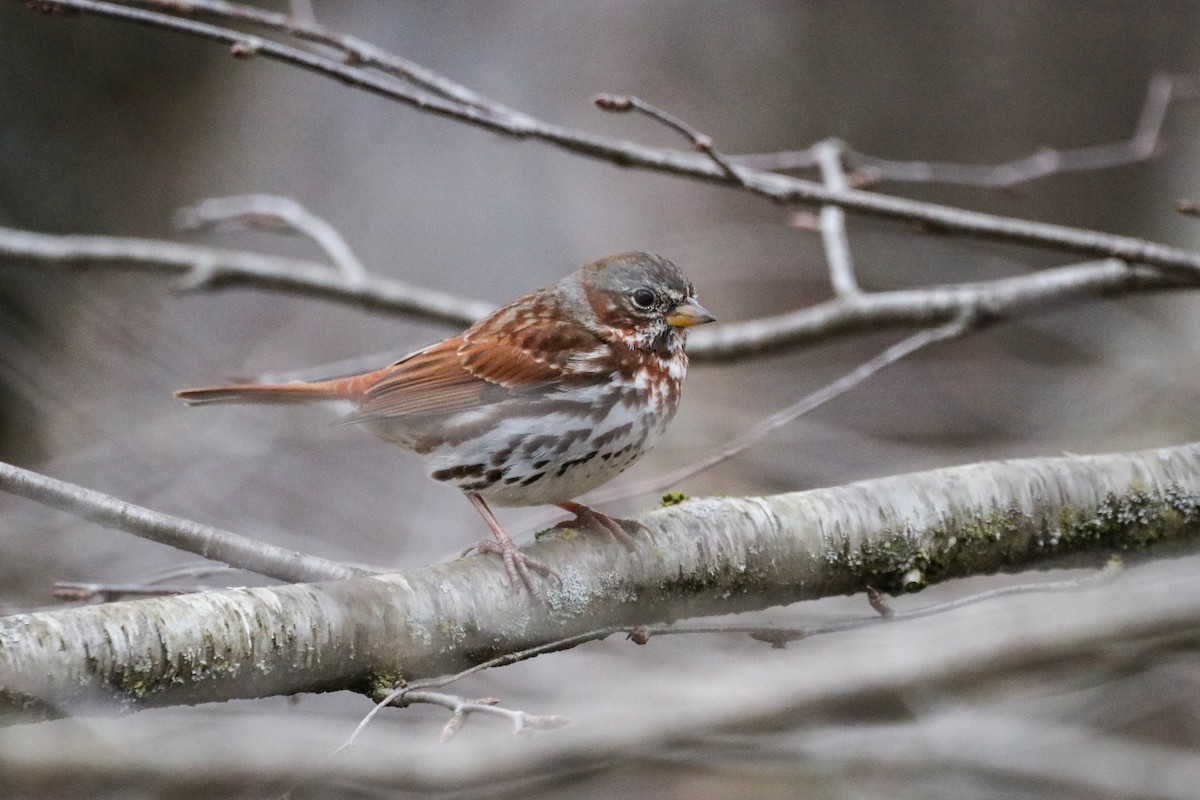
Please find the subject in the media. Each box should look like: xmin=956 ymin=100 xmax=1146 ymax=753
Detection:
xmin=4 ymin=442 xmax=1200 ymax=720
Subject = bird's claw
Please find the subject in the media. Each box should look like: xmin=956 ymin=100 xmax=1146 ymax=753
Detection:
xmin=554 ymin=501 xmax=646 ymax=552
xmin=467 ymin=538 xmax=562 ymax=602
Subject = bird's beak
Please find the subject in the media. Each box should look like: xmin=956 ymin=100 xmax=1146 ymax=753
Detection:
xmin=665 ymin=297 xmax=716 ymax=328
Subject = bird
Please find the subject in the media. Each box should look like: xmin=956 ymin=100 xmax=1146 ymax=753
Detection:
xmin=176 ymin=251 xmax=714 ymax=598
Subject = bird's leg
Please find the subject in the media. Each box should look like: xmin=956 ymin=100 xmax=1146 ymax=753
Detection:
xmin=553 ymin=501 xmax=647 ymax=552
xmin=464 ymin=492 xmax=560 ymax=600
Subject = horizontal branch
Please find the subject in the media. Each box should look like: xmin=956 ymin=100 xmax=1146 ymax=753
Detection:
xmin=3 ymin=553 xmax=1199 ymax=792
xmin=689 ymin=257 xmax=1190 ymax=360
xmin=4 ymin=442 xmax=1200 ymax=721
xmin=3 ymin=222 xmax=1192 ymax=363
xmin=0 ymin=460 xmax=365 ymax=583
xmin=0 ymin=224 xmax=492 ymax=326
xmin=29 ymin=0 xmax=1200 ymax=275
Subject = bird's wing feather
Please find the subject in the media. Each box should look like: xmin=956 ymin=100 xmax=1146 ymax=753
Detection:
xmin=348 ymin=293 xmax=607 ymax=422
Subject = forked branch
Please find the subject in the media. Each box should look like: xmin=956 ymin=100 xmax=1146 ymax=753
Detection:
xmin=23 ymin=0 xmax=1200 ymax=275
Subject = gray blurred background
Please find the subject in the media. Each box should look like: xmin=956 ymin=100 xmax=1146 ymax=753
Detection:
xmin=3 ymin=1 xmax=1200 ymax=797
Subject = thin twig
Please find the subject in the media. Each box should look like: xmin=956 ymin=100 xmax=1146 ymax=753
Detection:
xmin=591 ymin=315 xmax=975 ymax=504
xmin=0 ymin=460 xmax=367 ymax=583
xmin=812 ymin=139 xmax=858 ymax=296
xmin=339 ymin=628 xmax=624 ymax=750
xmin=593 ymin=93 xmax=742 ymax=182
xmin=0 ymin=224 xmax=492 ymax=326
xmin=50 ymin=560 xmax=239 ymax=602
xmin=128 ymin=561 xmax=238 ymax=584
xmin=338 ymin=629 xmax=620 ymax=752
xmin=176 ymin=194 xmax=367 ymax=284
xmin=51 ymin=582 xmax=205 ymax=602
xmin=339 ymin=684 xmax=573 ymax=752
xmin=28 ymin=1 xmax=1200 ymax=275
xmin=123 ymin=0 xmax=528 ymax=115
xmin=738 ymin=74 xmax=1200 ymax=188
xmin=404 ymin=628 xmax=624 ymax=693
xmin=641 ymin=560 xmax=1123 ymax=648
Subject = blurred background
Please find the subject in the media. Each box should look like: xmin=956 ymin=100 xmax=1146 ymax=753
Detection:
xmin=3 ymin=1 xmax=1200 ymax=797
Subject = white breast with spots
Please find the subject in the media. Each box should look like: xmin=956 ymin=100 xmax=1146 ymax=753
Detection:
xmin=424 ymin=372 xmax=679 ymax=507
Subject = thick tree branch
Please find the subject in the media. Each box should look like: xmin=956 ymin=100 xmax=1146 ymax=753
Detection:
xmin=4 ymin=442 xmax=1200 ymax=722
xmin=2 ymin=553 xmax=1198 ymax=792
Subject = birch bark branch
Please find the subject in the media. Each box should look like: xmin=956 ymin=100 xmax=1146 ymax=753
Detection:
xmin=4 ymin=442 xmax=1200 ymax=723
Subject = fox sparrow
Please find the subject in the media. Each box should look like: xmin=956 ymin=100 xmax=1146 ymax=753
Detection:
xmin=177 ymin=252 xmax=714 ymax=598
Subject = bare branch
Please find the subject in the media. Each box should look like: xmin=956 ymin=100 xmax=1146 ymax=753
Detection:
xmin=812 ymin=138 xmax=858 ymax=296
xmin=402 ymin=628 xmax=624 ymax=694
xmin=51 ymin=582 xmax=201 ymax=602
xmin=641 ymin=561 xmax=1122 ymax=647
xmin=125 ymin=0 xmax=529 ymax=115
xmin=176 ymin=194 xmax=366 ymax=284
xmin=687 ymin=258 xmax=1191 ymax=362
xmin=0 ymin=224 xmax=492 ymax=327
xmin=593 ymin=92 xmax=743 ymax=181
xmin=339 ymin=686 xmax=567 ymax=752
xmin=3 ymin=221 xmax=1194 ymax=363
xmin=25 ymin=1 xmax=1200 ymax=276
xmin=739 ymin=73 xmax=1200 ymax=188
xmin=5 ymin=442 xmax=1200 ymax=720
xmin=3 ymin=554 xmax=1199 ymax=792
xmin=0 ymin=460 xmax=367 ymax=583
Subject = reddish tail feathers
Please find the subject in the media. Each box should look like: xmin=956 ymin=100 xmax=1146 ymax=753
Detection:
xmin=174 ymin=382 xmax=341 ymax=406
xmin=176 ymin=367 xmax=390 ymax=406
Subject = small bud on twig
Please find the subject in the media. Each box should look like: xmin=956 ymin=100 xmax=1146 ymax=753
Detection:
xmin=230 ymin=38 xmax=262 ymax=59
xmin=592 ymin=93 xmax=633 ymax=112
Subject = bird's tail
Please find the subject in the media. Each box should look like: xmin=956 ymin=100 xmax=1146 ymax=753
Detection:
xmin=175 ymin=380 xmax=350 ymax=407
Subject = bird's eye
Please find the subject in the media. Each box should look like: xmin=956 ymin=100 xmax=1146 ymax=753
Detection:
xmin=631 ymin=288 xmax=656 ymax=309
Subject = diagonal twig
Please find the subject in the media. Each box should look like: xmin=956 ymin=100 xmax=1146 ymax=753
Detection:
xmin=593 ymin=92 xmax=742 ymax=182
xmin=591 ymin=314 xmax=977 ymax=504
xmin=0 ymin=460 xmax=368 ymax=582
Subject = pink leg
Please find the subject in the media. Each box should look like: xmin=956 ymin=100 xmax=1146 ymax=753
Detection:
xmin=465 ymin=493 xmax=560 ymax=600
xmin=553 ymin=501 xmax=647 ymax=552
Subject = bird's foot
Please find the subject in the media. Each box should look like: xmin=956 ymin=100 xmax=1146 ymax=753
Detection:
xmin=553 ymin=501 xmax=647 ymax=552
xmin=465 ymin=538 xmax=561 ymax=602
xmin=463 ymin=493 xmax=561 ymax=601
